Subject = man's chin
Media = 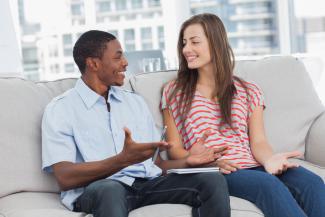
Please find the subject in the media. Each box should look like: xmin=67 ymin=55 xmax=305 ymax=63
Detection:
xmin=112 ymin=80 xmax=124 ymax=86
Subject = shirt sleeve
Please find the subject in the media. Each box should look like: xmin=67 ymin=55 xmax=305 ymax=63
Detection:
xmin=247 ymin=81 xmax=266 ymax=118
xmin=160 ymin=81 xmax=174 ymax=111
xmin=41 ymin=101 xmax=77 ymax=173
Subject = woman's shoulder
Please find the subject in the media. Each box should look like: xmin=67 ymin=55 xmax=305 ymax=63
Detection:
xmin=234 ymin=77 xmax=262 ymax=92
xmin=162 ymin=79 xmax=177 ymax=94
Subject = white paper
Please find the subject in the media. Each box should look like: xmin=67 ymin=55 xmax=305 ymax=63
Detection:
xmin=166 ymin=167 xmax=219 ymax=174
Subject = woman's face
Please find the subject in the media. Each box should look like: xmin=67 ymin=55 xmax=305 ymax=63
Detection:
xmin=182 ymin=23 xmax=212 ymax=70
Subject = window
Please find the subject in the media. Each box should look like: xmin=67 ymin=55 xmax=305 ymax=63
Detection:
xmin=158 ymin=26 xmax=165 ymax=49
xmin=131 ymin=0 xmax=142 ymax=9
xmin=116 ymin=0 xmax=127 ymax=10
xmin=108 ymin=30 xmax=118 ymax=37
xmin=148 ymin=0 xmax=160 ymax=7
xmin=96 ymin=1 xmax=111 ymax=13
xmin=141 ymin=27 xmax=153 ymax=50
xmin=22 ymin=47 xmax=38 ymax=64
xmin=124 ymin=29 xmax=135 ymax=40
xmin=70 ymin=3 xmax=84 ymax=16
xmin=65 ymin=63 xmax=75 ymax=73
xmin=62 ymin=34 xmax=72 ymax=45
xmin=50 ymin=64 xmax=60 ymax=74
xmin=124 ymin=29 xmax=135 ymax=51
xmin=63 ymin=47 xmax=73 ymax=56
xmin=141 ymin=27 xmax=152 ymax=39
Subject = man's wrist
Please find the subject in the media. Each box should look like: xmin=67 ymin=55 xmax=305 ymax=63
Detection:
xmin=112 ymin=153 xmax=130 ymax=168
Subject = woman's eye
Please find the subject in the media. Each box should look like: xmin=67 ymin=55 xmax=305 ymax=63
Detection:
xmin=192 ymin=41 xmax=200 ymax=44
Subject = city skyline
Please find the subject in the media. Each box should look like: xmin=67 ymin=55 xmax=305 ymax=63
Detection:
xmin=17 ymin=0 xmax=325 ymax=82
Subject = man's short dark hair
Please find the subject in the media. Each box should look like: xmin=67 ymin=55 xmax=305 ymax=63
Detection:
xmin=73 ymin=30 xmax=116 ymax=74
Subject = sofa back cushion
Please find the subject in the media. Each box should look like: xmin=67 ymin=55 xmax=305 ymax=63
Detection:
xmin=130 ymin=56 xmax=324 ymax=155
xmin=0 ymin=77 xmax=132 ymax=197
xmin=0 ymin=78 xmax=77 ymax=197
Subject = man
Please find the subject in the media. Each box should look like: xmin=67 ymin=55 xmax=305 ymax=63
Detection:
xmin=42 ymin=30 xmax=230 ymax=217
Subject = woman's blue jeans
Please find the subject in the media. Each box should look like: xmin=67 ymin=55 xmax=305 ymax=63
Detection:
xmin=225 ymin=166 xmax=325 ymax=217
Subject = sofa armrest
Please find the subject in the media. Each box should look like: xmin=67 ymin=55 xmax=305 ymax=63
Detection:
xmin=305 ymin=111 xmax=325 ymax=166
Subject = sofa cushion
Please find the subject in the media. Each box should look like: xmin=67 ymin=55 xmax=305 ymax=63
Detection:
xmin=0 ymin=76 xmax=134 ymax=198
xmin=0 ymin=192 xmax=264 ymax=217
xmin=130 ymin=56 xmax=325 ymax=155
xmin=0 ymin=78 xmax=77 ymax=197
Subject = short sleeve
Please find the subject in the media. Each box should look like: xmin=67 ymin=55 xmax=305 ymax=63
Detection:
xmin=247 ymin=82 xmax=265 ymax=118
xmin=160 ymin=81 xmax=175 ymax=111
xmin=41 ymin=102 xmax=77 ymax=173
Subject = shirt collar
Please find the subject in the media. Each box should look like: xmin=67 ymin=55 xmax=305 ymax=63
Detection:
xmin=109 ymin=86 xmax=123 ymax=102
xmin=75 ymin=79 xmax=123 ymax=109
xmin=75 ymin=78 xmax=102 ymax=109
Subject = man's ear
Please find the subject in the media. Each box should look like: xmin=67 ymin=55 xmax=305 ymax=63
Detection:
xmin=86 ymin=57 xmax=100 ymax=71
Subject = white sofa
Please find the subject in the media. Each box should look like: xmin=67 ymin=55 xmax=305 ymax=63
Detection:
xmin=0 ymin=56 xmax=324 ymax=217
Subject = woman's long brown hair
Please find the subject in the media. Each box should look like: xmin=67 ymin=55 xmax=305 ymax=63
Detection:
xmin=168 ymin=13 xmax=246 ymax=128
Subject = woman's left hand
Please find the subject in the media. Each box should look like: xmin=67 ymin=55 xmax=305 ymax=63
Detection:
xmin=264 ymin=150 xmax=302 ymax=175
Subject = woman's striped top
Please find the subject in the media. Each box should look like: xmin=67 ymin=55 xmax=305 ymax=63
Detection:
xmin=161 ymin=79 xmax=265 ymax=169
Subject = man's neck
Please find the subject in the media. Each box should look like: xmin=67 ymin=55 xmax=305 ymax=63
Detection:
xmin=81 ymin=75 xmax=109 ymax=100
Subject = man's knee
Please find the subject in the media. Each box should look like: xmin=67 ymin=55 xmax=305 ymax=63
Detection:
xmin=88 ymin=179 xmax=128 ymax=202
xmin=192 ymin=172 xmax=229 ymax=198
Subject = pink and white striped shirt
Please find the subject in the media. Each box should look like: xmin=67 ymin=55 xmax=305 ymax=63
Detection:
xmin=161 ymin=79 xmax=265 ymax=169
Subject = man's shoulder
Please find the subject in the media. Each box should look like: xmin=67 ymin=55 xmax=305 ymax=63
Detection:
xmin=114 ymin=87 xmax=143 ymax=99
xmin=46 ymin=88 xmax=77 ymax=111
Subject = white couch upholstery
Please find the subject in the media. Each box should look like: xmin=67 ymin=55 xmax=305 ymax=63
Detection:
xmin=0 ymin=56 xmax=324 ymax=217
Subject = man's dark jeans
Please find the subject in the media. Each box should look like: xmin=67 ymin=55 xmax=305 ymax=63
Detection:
xmin=74 ymin=172 xmax=230 ymax=217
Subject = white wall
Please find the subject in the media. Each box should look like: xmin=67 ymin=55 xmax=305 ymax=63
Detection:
xmin=0 ymin=0 xmax=23 ymax=76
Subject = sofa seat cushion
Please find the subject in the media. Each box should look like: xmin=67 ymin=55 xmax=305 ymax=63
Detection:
xmin=0 ymin=192 xmax=265 ymax=217
xmin=291 ymin=159 xmax=325 ymax=181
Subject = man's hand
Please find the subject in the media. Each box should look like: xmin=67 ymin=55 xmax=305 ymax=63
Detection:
xmin=185 ymin=132 xmax=227 ymax=167
xmin=264 ymin=150 xmax=302 ymax=175
xmin=120 ymin=127 xmax=171 ymax=165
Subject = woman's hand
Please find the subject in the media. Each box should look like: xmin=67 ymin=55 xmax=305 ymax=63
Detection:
xmin=215 ymin=159 xmax=241 ymax=174
xmin=264 ymin=150 xmax=302 ymax=175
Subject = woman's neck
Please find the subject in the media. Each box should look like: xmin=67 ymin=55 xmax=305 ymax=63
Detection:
xmin=197 ymin=64 xmax=215 ymax=89
xmin=197 ymin=64 xmax=218 ymax=99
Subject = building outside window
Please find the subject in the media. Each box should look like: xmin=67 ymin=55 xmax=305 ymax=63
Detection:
xmin=158 ymin=26 xmax=165 ymax=50
xmin=70 ymin=3 xmax=84 ymax=16
xmin=131 ymin=0 xmax=142 ymax=9
xmin=64 ymin=63 xmax=75 ymax=73
xmin=115 ymin=0 xmax=127 ymax=11
xmin=124 ymin=29 xmax=135 ymax=51
xmin=148 ymin=0 xmax=160 ymax=7
xmin=141 ymin=27 xmax=153 ymax=50
xmin=96 ymin=0 xmax=111 ymax=13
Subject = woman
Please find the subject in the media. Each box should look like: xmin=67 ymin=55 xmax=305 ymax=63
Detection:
xmin=161 ymin=13 xmax=325 ymax=217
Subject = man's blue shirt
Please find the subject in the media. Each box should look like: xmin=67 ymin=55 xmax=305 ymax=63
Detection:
xmin=42 ymin=78 xmax=162 ymax=210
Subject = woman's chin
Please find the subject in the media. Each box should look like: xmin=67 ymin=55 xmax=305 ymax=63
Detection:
xmin=187 ymin=63 xmax=198 ymax=69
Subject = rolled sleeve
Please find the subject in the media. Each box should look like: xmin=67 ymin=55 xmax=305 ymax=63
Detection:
xmin=160 ymin=81 xmax=175 ymax=111
xmin=42 ymin=102 xmax=76 ymax=172
xmin=247 ymin=82 xmax=265 ymax=118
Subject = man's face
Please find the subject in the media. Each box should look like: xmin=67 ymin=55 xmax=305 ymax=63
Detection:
xmin=96 ymin=39 xmax=128 ymax=87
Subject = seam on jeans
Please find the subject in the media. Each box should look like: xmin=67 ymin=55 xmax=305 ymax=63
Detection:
xmin=143 ymin=187 xmax=199 ymax=195
xmin=197 ymin=195 xmax=202 ymax=217
xmin=231 ymin=208 xmax=264 ymax=215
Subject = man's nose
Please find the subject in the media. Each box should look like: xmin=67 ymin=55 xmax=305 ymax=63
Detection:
xmin=122 ymin=56 xmax=128 ymax=67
